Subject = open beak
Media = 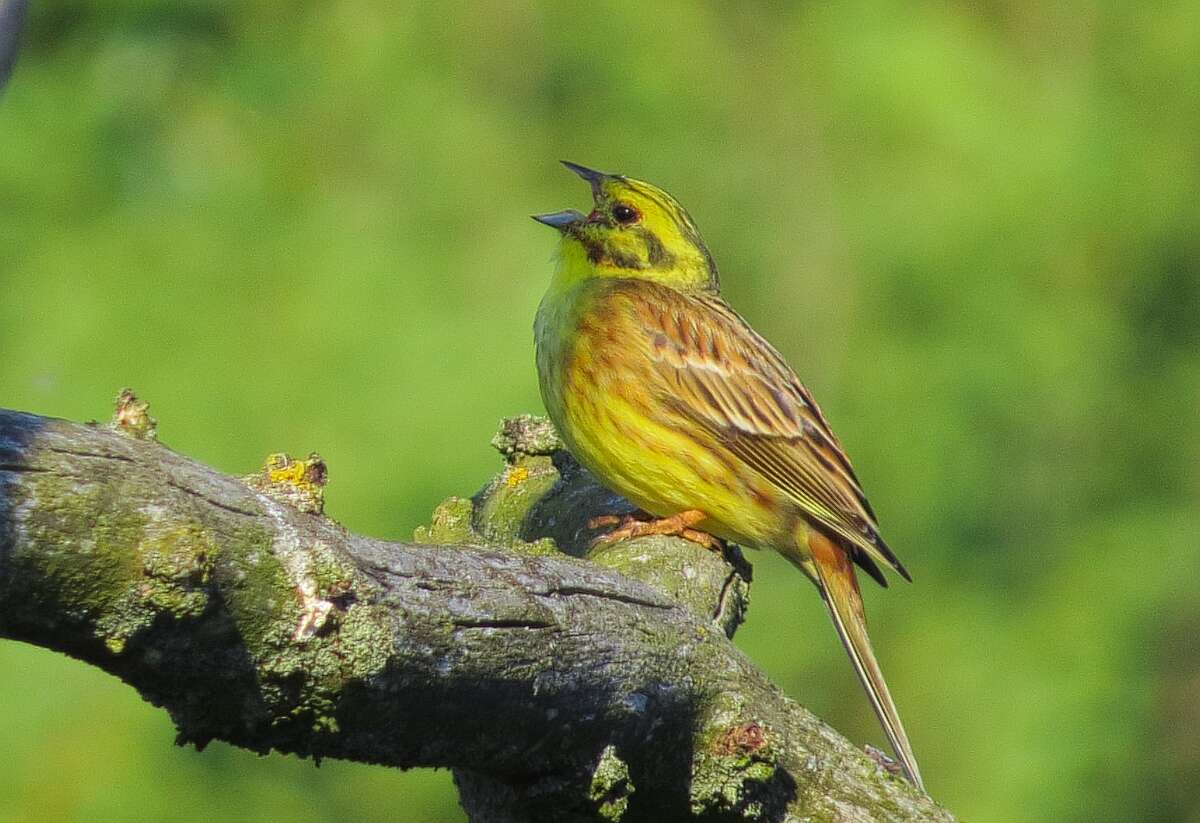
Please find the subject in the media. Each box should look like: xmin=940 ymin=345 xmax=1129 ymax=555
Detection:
xmin=533 ymin=161 xmax=617 ymax=231
xmin=560 ymin=160 xmax=613 ymax=195
xmin=531 ymin=209 xmax=586 ymax=230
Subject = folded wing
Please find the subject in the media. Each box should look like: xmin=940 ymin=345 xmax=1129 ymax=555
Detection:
xmin=620 ymin=281 xmax=909 ymax=585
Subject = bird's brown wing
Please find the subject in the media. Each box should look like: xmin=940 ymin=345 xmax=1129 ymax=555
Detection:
xmin=620 ymin=281 xmax=909 ymax=585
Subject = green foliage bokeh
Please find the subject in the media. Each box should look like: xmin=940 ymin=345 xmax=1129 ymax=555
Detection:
xmin=2 ymin=2 xmax=1198 ymax=821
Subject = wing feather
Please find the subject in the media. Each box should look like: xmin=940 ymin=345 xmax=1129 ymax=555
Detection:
xmin=619 ymin=282 xmax=908 ymax=584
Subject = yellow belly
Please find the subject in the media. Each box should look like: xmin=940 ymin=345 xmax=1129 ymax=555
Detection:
xmin=554 ymin=362 xmax=781 ymax=550
xmin=535 ymin=278 xmax=783 ymax=550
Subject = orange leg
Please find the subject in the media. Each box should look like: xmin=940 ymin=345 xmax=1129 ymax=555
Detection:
xmin=587 ymin=509 xmax=723 ymax=551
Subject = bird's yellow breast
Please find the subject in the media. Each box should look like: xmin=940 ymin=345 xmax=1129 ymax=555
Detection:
xmin=534 ymin=277 xmax=782 ymax=548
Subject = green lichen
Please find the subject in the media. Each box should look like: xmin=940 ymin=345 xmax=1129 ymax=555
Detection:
xmin=501 ymin=537 xmax=560 ymax=557
xmin=490 ymin=415 xmax=563 ymax=458
xmin=690 ymin=753 xmax=780 ymax=818
xmin=417 ymin=460 xmax=565 ymax=557
xmin=139 ymin=524 xmax=218 ymax=616
xmin=213 ymin=523 xmax=392 ymax=737
xmin=267 ymin=598 xmax=393 ymax=735
xmin=587 ymin=536 xmax=750 ymax=637
xmin=20 ymin=470 xmax=145 ymax=649
xmin=413 ymin=496 xmax=478 ymax=545
xmin=213 ymin=524 xmax=298 ymax=653
xmin=690 ymin=719 xmax=785 ymax=819
xmin=587 ymin=536 xmax=703 ymax=595
xmin=472 ymin=454 xmax=561 ymax=546
xmin=588 ymin=744 xmax=634 ymax=822
xmin=13 ymin=464 xmax=225 ymax=654
xmin=308 ymin=541 xmax=356 ymax=602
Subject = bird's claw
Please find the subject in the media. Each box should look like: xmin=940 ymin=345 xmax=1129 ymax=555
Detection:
xmin=678 ymin=527 xmax=723 ymax=551
xmin=587 ymin=509 xmax=724 ymax=552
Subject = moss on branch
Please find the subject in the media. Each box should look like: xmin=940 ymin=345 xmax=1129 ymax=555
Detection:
xmin=0 ymin=396 xmax=953 ymax=822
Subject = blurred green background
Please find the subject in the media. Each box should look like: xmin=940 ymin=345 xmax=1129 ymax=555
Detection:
xmin=2 ymin=1 xmax=1198 ymax=821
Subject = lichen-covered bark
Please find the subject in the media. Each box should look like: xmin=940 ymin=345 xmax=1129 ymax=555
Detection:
xmin=0 ymin=404 xmax=953 ymax=822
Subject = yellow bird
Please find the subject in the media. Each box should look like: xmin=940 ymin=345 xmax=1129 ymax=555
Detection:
xmin=533 ymin=161 xmax=924 ymax=791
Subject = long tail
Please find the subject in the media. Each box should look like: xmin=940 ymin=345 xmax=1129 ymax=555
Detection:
xmin=808 ymin=532 xmax=925 ymax=791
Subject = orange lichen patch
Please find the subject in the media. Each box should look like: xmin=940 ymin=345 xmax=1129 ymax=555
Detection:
xmin=111 ymin=388 xmax=157 ymax=440
xmin=505 ymin=465 xmax=530 ymax=487
xmin=713 ymin=721 xmax=768 ymax=756
xmin=244 ymin=452 xmax=328 ymax=514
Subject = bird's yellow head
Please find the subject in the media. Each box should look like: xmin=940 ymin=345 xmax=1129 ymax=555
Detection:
xmin=534 ymin=162 xmax=719 ymax=292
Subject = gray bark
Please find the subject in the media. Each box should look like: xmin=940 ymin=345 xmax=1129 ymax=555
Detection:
xmin=0 ymin=399 xmax=953 ymax=822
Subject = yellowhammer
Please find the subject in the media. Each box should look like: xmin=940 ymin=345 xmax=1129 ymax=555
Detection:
xmin=533 ymin=161 xmax=924 ymax=791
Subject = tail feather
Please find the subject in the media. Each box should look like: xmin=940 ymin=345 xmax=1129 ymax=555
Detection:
xmin=809 ymin=532 xmax=925 ymax=792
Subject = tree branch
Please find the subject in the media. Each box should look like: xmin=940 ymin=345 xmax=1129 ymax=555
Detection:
xmin=0 ymin=0 xmax=27 ymax=93
xmin=0 ymin=398 xmax=953 ymax=822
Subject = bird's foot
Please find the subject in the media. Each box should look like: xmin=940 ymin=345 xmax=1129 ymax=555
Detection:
xmin=587 ymin=509 xmax=723 ymax=552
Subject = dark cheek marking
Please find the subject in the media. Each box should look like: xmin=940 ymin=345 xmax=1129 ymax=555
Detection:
xmin=609 ymin=249 xmax=643 ymax=269
xmin=582 ymin=235 xmax=648 ymax=271
xmin=638 ymin=229 xmax=674 ymax=268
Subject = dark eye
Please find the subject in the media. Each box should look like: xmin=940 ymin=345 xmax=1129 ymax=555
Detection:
xmin=612 ymin=203 xmax=639 ymax=225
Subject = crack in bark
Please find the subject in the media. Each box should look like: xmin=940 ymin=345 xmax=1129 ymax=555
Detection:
xmin=540 ymin=584 xmax=672 ymax=611
xmin=451 ymin=617 xmax=556 ymax=630
xmin=713 ymin=568 xmax=739 ymax=623
xmin=165 ymin=478 xmax=263 ymax=518
xmin=45 ymin=445 xmax=135 ymax=463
